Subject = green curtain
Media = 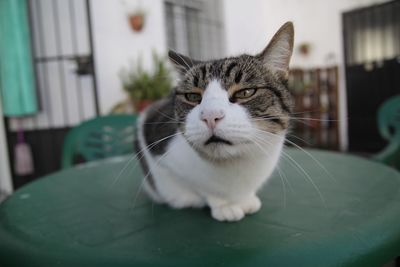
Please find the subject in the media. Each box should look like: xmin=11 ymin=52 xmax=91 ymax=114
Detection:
xmin=0 ymin=0 xmax=38 ymax=117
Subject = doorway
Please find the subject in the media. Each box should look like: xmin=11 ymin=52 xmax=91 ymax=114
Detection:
xmin=343 ymin=1 xmax=400 ymax=153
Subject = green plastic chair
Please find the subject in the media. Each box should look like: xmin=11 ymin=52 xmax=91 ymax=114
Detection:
xmin=373 ymin=95 xmax=400 ymax=169
xmin=61 ymin=114 xmax=137 ymax=169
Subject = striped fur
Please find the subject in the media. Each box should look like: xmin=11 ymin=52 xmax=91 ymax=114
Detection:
xmin=136 ymin=22 xmax=295 ymax=222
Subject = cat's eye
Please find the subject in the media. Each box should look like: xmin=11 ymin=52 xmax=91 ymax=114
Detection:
xmin=185 ymin=93 xmax=202 ymax=103
xmin=233 ymin=88 xmax=257 ymax=99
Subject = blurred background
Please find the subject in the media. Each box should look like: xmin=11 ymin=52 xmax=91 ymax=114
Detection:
xmin=0 ymin=0 xmax=399 ymax=198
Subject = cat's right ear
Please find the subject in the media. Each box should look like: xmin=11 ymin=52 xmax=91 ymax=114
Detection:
xmin=257 ymin=22 xmax=294 ymax=78
xmin=168 ymin=50 xmax=199 ymax=74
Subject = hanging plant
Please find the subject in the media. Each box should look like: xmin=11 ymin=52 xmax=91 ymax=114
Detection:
xmin=128 ymin=9 xmax=145 ymax=32
xmin=298 ymin=42 xmax=311 ymax=56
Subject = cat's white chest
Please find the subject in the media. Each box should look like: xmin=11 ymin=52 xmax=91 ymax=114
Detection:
xmin=157 ymin=134 xmax=284 ymax=201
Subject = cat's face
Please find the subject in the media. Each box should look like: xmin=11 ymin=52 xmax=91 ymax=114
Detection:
xmin=170 ymin=22 xmax=294 ymax=161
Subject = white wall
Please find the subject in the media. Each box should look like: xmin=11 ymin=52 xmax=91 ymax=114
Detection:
xmin=222 ymin=0 xmax=389 ymax=150
xmin=0 ymin=97 xmax=13 ymax=194
xmin=222 ymin=0 xmax=389 ymax=66
xmin=89 ymin=0 xmax=390 ymax=150
xmin=90 ymin=0 xmax=168 ymax=114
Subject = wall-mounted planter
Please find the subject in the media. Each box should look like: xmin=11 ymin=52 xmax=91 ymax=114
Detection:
xmin=129 ymin=13 xmax=145 ymax=32
xmin=298 ymin=42 xmax=311 ymax=56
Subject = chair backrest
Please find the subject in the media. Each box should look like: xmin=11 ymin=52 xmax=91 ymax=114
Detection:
xmin=377 ymin=95 xmax=400 ymax=141
xmin=62 ymin=114 xmax=137 ymax=169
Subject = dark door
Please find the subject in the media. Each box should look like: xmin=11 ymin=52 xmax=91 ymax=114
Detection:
xmin=343 ymin=1 xmax=400 ymax=153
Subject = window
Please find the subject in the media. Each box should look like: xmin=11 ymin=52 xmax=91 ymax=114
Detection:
xmin=343 ymin=1 xmax=400 ymax=65
xmin=164 ymin=0 xmax=224 ymax=60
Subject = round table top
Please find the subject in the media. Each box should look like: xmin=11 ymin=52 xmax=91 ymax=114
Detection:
xmin=1 ymin=149 xmax=400 ymax=267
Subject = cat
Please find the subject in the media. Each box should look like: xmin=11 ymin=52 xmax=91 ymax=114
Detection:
xmin=135 ymin=22 xmax=294 ymax=222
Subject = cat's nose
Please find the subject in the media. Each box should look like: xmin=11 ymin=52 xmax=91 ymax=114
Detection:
xmin=200 ymin=109 xmax=225 ymax=130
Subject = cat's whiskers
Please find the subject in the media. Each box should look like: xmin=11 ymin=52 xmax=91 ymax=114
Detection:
xmin=244 ymin=134 xmax=294 ymax=197
xmin=251 ymin=133 xmax=326 ymax=207
xmin=248 ymin=134 xmax=294 ymax=194
xmin=153 ymin=108 xmax=182 ymax=123
xmin=249 ymin=110 xmax=326 ymax=122
xmin=276 ymin=165 xmax=288 ymax=209
xmin=286 ymin=133 xmax=312 ymax=146
xmin=251 ymin=115 xmax=340 ymax=122
xmin=252 ymin=128 xmax=336 ymax=183
xmin=250 ymin=114 xmax=341 ymax=129
xmin=276 ymin=163 xmax=294 ymax=194
xmin=289 ymin=110 xmax=321 ymax=116
xmin=130 ymin=148 xmax=173 ymax=212
xmin=249 ymin=138 xmax=288 ymax=209
xmin=291 ymin=117 xmax=340 ymax=122
xmin=131 ymin=22 xmax=306 ymax=222
xmin=183 ymin=128 xmax=205 ymax=137
xmin=143 ymin=121 xmax=183 ymax=125
xmin=184 ymin=130 xmax=202 ymax=136
xmin=110 ymin=132 xmax=182 ymax=186
xmin=185 ymin=127 xmax=252 ymax=145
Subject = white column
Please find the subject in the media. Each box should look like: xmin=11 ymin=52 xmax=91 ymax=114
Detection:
xmin=0 ymin=96 xmax=13 ymax=194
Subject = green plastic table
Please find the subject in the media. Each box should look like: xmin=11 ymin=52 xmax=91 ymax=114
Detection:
xmin=1 ymin=149 xmax=400 ymax=267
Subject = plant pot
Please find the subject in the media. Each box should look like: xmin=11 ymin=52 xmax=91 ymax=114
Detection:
xmin=135 ymin=100 xmax=152 ymax=112
xmin=298 ymin=43 xmax=311 ymax=56
xmin=129 ymin=14 xmax=144 ymax=32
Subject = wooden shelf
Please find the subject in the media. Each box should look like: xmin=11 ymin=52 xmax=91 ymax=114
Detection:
xmin=288 ymin=67 xmax=339 ymax=150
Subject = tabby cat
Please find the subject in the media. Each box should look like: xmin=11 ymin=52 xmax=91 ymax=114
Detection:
xmin=135 ymin=22 xmax=294 ymax=222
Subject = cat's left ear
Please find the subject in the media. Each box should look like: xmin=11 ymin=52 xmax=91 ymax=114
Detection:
xmin=257 ymin=22 xmax=294 ymax=78
xmin=168 ymin=50 xmax=201 ymax=74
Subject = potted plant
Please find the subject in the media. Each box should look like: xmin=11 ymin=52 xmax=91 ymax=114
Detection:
xmin=298 ymin=42 xmax=311 ymax=56
xmin=119 ymin=53 xmax=172 ymax=112
xmin=128 ymin=9 xmax=145 ymax=32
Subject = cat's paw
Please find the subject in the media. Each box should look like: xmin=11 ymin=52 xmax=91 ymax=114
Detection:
xmin=211 ymin=205 xmax=245 ymax=222
xmin=240 ymin=195 xmax=261 ymax=215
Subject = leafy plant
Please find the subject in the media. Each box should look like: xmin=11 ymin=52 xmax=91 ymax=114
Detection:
xmin=119 ymin=53 xmax=172 ymax=103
